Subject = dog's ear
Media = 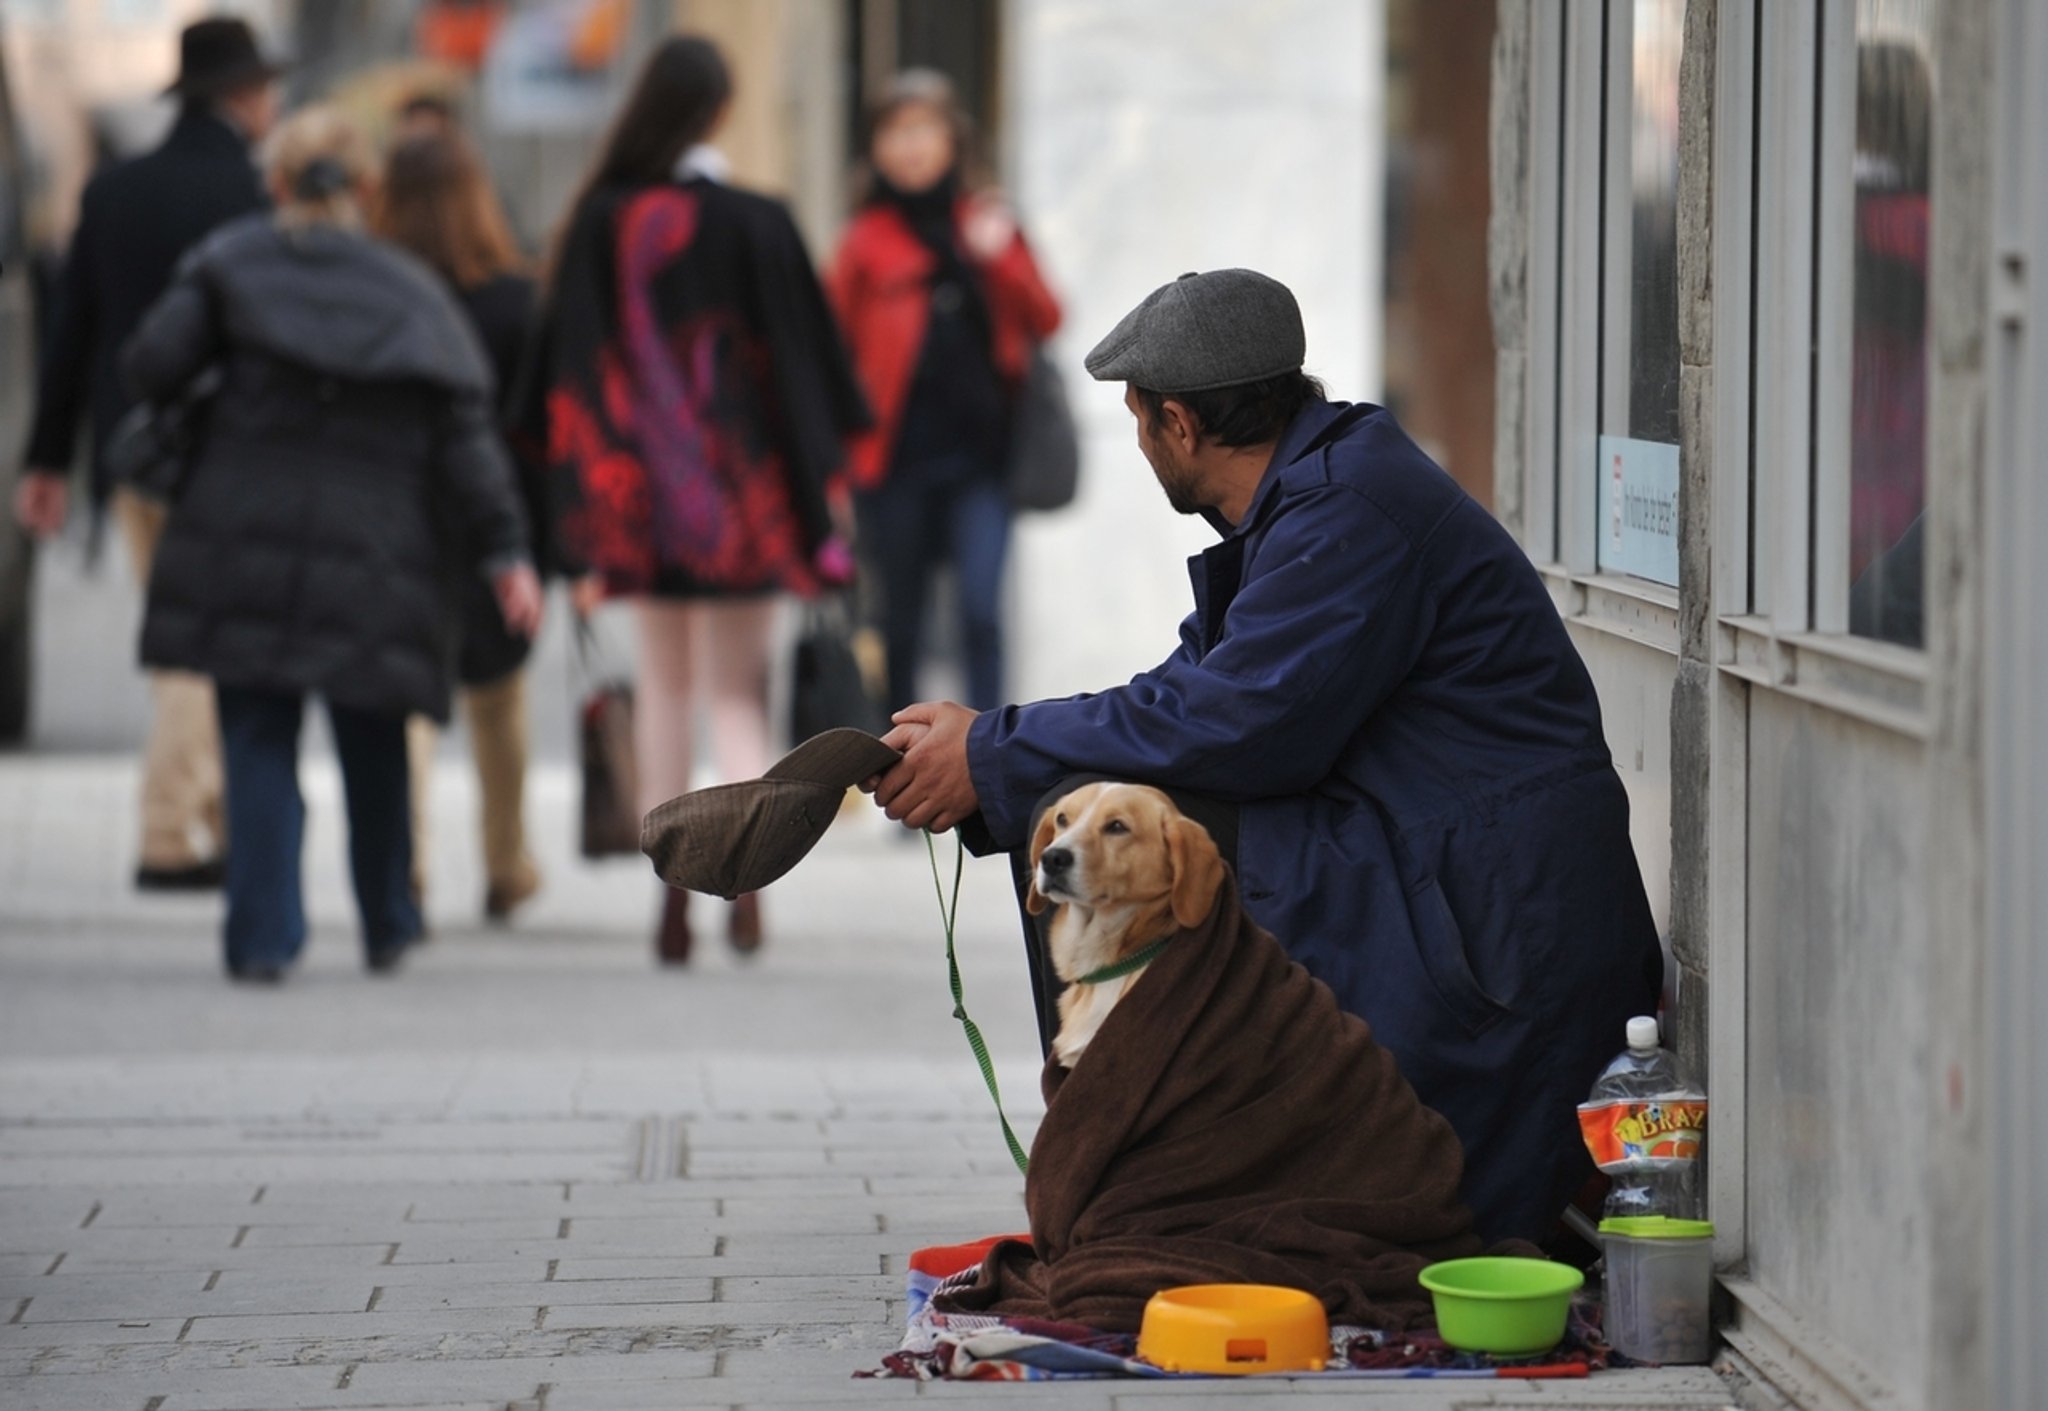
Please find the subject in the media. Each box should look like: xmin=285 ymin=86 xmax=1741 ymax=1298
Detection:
xmin=1164 ymin=813 xmax=1225 ymax=930
xmin=1025 ymin=809 xmax=1060 ymax=916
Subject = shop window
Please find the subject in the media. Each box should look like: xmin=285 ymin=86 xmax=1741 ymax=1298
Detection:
xmin=1843 ymin=1 xmax=1932 ymax=648
xmin=1595 ymin=0 xmax=1683 ymax=587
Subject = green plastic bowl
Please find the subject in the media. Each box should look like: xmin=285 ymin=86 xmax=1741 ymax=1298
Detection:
xmin=1418 ymin=1256 xmax=1585 ymax=1355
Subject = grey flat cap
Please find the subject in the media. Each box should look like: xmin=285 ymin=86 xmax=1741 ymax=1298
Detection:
xmin=1084 ymin=269 xmax=1305 ymax=393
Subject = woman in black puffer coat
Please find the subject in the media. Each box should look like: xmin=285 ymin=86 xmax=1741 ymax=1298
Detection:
xmin=122 ymin=106 xmax=542 ymax=983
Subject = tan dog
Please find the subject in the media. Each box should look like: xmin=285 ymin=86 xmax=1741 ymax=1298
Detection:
xmin=1027 ymin=783 xmax=1227 ymax=1068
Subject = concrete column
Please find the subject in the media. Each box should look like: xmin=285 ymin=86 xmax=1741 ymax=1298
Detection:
xmin=1667 ymin=0 xmax=1715 ymax=1125
xmin=1983 ymin=5 xmax=2048 ymax=1405
xmin=1000 ymin=0 xmax=1385 ymax=702
xmin=1922 ymin=0 xmax=1993 ymax=1404
xmin=1487 ymin=2 xmax=1531 ymax=543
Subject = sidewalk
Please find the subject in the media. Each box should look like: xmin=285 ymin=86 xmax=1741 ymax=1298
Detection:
xmin=0 ymin=754 xmax=1737 ymax=1410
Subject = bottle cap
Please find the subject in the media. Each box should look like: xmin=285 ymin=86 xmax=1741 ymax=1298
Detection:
xmin=1599 ymin=1215 xmax=1715 ymax=1239
xmin=1626 ymin=1016 xmax=1660 ymax=1051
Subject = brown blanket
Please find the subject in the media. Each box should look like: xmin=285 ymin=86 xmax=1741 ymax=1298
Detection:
xmin=935 ymin=877 xmax=1494 ymax=1333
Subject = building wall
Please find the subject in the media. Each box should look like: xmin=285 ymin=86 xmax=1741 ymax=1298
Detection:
xmin=1980 ymin=7 xmax=2048 ymax=1407
xmin=2 ymin=0 xmax=289 ymax=247
xmin=673 ymin=0 xmax=848 ymax=255
xmin=1742 ymin=695 xmax=1933 ymax=1397
xmin=1000 ymin=0 xmax=1383 ymax=702
xmin=1385 ymin=0 xmax=1497 ymax=504
xmin=1567 ymin=628 xmax=1674 ymax=944
xmin=1490 ymin=2 xmax=2012 ymax=1405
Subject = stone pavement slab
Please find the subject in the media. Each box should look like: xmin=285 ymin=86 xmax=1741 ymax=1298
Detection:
xmin=0 ymin=755 xmax=1739 ymax=1409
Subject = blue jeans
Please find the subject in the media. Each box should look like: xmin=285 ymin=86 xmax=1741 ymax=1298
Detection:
xmin=857 ymin=457 xmax=1011 ymax=713
xmin=215 ymin=685 xmax=420 ymax=970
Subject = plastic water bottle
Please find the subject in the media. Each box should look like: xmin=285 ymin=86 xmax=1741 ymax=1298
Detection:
xmin=1577 ymin=1016 xmax=1708 ymax=1219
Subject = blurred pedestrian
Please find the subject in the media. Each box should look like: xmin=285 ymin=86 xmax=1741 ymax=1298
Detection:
xmin=374 ymin=129 xmax=549 ymax=924
xmin=826 ymin=70 xmax=1060 ymax=715
xmin=120 ymin=107 xmax=542 ymax=983
xmin=394 ymin=92 xmax=458 ymax=144
xmin=13 ymin=17 xmax=282 ymax=890
xmin=532 ymin=35 xmax=868 ymax=965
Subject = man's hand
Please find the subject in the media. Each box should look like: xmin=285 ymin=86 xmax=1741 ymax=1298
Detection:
xmin=14 ymin=471 xmax=68 ymax=540
xmin=870 ymin=701 xmax=980 ymax=832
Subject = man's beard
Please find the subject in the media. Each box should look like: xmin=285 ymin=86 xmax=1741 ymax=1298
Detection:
xmin=1154 ymin=459 xmax=1204 ymax=516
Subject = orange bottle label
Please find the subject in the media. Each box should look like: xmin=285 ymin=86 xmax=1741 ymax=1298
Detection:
xmin=1577 ymin=1098 xmax=1707 ymax=1172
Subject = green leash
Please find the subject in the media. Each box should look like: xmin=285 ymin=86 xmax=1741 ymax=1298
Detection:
xmin=1072 ymin=933 xmax=1173 ymax=985
xmin=925 ymin=829 xmax=1032 ymax=1175
xmin=923 ymin=834 xmax=1178 ymax=1176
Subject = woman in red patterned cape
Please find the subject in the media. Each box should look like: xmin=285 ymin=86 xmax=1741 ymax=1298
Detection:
xmin=530 ymin=35 xmax=871 ymax=962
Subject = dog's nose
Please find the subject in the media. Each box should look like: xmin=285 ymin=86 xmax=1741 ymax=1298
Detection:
xmin=1040 ymin=846 xmax=1073 ymax=876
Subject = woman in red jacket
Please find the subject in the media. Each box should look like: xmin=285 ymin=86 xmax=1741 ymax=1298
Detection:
xmin=827 ymin=71 xmax=1060 ymax=714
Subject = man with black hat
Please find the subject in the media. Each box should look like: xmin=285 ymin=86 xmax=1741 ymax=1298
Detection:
xmin=13 ymin=17 xmax=281 ymax=890
xmin=869 ymin=268 xmax=1664 ymax=1248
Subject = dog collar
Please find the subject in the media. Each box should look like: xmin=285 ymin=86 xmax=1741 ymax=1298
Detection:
xmin=1073 ymin=934 xmax=1173 ymax=986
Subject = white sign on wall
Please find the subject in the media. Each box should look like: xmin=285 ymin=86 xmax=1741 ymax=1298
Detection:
xmin=1596 ymin=435 xmax=1680 ymax=587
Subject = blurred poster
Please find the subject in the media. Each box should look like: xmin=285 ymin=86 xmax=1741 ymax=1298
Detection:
xmin=480 ymin=0 xmax=629 ymax=134
xmin=417 ymin=1 xmax=507 ymax=72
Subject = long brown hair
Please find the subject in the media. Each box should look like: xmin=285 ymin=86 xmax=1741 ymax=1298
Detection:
xmin=544 ymin=35 xmax=737 ymax=286
xmin=547 ymin=34 xmax=732 ymax=289
xmin=374 ymin=132 xmax=524 ymax=289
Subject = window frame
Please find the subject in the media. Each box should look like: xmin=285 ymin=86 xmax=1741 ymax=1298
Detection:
xmin=1548 ymin=0 xmax=1689 ymax=631
xmin=1524 ymin=0 xmax=1930 ymax=726
xmin=1744 ymin=0 xmax=1930 ymax=721
xmin=1540 ymin=0 xmax=1679 ymax=638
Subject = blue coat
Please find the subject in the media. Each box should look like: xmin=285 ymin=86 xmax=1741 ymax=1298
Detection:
xmin=965 ymin=399 xmax=1662 ymax=1242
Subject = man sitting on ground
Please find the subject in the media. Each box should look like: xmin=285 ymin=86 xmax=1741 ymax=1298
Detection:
xmin=868 ymin=268 xmax=1663 ymax=1245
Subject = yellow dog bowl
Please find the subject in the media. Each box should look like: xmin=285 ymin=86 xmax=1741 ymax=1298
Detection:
xmin=1136 ymin=1284 xmax=1329 ymax=1374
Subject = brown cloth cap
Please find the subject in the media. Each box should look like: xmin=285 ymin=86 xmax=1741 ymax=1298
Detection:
xmin=640 ymin=729 xmax=903 ymax=899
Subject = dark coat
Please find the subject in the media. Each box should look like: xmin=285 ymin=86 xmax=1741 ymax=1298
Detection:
xmin=450 ymin=272 xmax=548 ymax=685
xmin=965 ymin=399 xmax=1664 ymax=1244
xmin=123 ymin=216 xmax=530 ymax=722
xmin=23 ymin=108 xmax=268 ymax=496
xmin=536 ymin=176 xmax=870 ymax=599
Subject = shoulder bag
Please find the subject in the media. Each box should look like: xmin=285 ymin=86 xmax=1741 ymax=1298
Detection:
xmin=1004 ymin=346 xmax=1081 ymax=513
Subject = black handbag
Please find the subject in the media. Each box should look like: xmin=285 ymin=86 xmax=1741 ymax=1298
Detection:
xmin=789 ymin=596 xmax=884 ymax=743
xmin=1004 ymin=346 xmax=1081 ymax=513
xmin=103 ymin=366 xmax=223 ymax=504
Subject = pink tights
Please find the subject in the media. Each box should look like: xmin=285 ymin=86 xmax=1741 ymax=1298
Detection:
xmin=633 ymin=598 xmax=777 ymax=817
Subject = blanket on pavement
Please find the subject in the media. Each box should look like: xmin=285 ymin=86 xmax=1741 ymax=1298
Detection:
xmin=873 ymin=1255 xmax=1613 ymax=1381
xmin=931 ymin=875 xmax=1497 ymax=1333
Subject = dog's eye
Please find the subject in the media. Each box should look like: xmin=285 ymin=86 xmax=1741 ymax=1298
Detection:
xmin=1055 ymin=813 xmax=1068 ymax=828
xmin=1103 ymin=819 xmax=1129 ymax=835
